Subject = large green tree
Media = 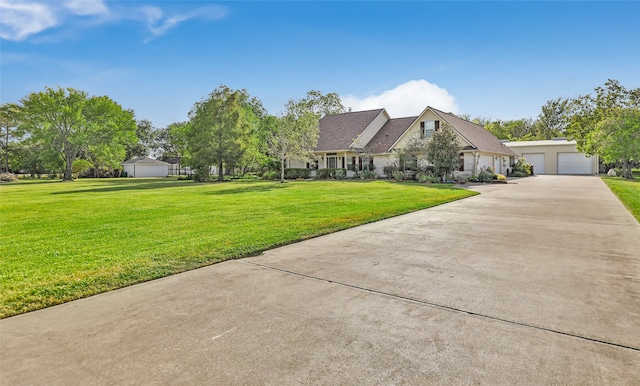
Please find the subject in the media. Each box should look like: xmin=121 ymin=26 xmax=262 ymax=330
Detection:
xmin=589 ymin=108 xmax=640 ymax=179
xmin=19 ymin=87 xmax=136 ymax=180
xmin=425 ymin=124 xmax=462 ymax=182
xmin=266 ymin=98 xmax=320 ymax=183
xmin=126 ymin=119 xmax=158 ymax=160
xmin=0 ymin=103 xmax=22 ymax=172
xmin=187 ymin=86 xmax=255 ymax=181
xmin=534 ymin=98 xmax=569 ymax=139
xmin=566 ymin=79 xmax=640 ymax=178
xmin=293 ymin=90 xmax=345 ymax=118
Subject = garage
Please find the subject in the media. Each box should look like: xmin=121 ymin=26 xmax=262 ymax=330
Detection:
xmin=557 ymin=152 xmax=593 ymax=175
xmin=504 ymin=139 xmax=599 ymax=175
xmin=522 ymin=153 xmax=545 ymax=174
xmin=121 ymin=157 xmax=170 ymax=178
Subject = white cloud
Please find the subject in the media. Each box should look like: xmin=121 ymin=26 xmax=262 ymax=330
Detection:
xmin=341 ymin=79 xmax=459 ymax=118
xmin=143 ymin=5 xmax=228 ymax=38
xmin=64 ymin=0 xmax=107 ymax=16
xmin=0 ymin=0 xmax=58 ymax=41
xmin=0 ymin=1 xmax=228 ymax=42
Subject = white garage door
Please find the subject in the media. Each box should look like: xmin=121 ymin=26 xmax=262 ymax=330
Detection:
xmin=522 ymin=153 xmax=545 ymax=174
xmin=558 ymin=152 xmax=592 ymax=175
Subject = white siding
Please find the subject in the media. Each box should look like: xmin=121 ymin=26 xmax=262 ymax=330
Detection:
xmin=463 ymin=153 xmax=475 ymax=173
xmin=373 ymin=155 xmax=391 ymax=176
xmin=124 ymin=165 xmax=168 ymax=177
xmin=522 ymin=153 xmax=545 ymax=174
xmin=477 ymin=155 xmax=494 ymax=172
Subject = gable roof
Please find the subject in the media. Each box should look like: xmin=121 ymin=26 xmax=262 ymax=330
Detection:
xmin=121 ymin=157 xmax=170 ymax=166
xmin=315 ymin=106 xmax=517 ymax=157
xmin=429 ymin=108 xmax=517 ymax=157
xmin=317 ymin=109 xmax=384 ymax=152
xmin=367 ymin=117 xmax=417 ymax=154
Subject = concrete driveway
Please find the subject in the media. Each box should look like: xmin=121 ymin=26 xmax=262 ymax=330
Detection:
xmin=2 ymin=175 xmax=639 ymax=385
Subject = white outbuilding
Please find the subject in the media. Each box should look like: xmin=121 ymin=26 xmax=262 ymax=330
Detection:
xmin=504 ymin=139 xmax=599 ymax=175
xmin=121 ymin=157 xmax=170 ymax=178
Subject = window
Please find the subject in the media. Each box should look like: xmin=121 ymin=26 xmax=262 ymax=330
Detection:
xmin=420 ymin=120 xmax=439 ymax=138
xmin=326 ymin=154 xmax=338 ymax=169
xmin=459 ymin=152 xmax=465 ymax=171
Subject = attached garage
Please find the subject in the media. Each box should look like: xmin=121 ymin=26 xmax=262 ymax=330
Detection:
xmin=121 ymin=157 xmax=170 ymax=178
xmin=504 ymin=139 xmax=598 ymax=175
xmin=522 ymin=153 xmax=545 ymax=175
xmin=557 ymin=152 xmax=594 ymax=175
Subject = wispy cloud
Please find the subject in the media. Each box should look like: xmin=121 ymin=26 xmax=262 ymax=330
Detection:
xmin=0 ymin=0 xmax=58 ymax=41
xmin=64 ymin=0 xmax=108 ymax=16
xmin=341 ymin=80 xmax=459 ymax=118
xmin=0 ymin=1 xmax=228 ymax=42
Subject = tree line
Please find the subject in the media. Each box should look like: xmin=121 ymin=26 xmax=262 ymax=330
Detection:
xmin=1 ymin=79 xmax=638 ymax=181
xmin=0 ymin=86 xmax=343 ymax=182
xmin=461 ymin=79 xmax=639 ymax=178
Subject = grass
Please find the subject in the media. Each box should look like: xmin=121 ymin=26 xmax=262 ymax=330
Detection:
xmin=0 ymin=178 xmax=476 ymax=318
xmin=602 ymin=175 xmax=640 ymax=223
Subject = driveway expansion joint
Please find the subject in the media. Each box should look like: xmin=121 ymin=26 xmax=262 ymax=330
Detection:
xmin=241 ymin=260 xmax=640 ymax=353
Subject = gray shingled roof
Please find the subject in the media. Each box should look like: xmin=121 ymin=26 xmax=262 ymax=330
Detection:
xmin=431 ymin=108 xmax=517 ymax=157
xmin=366 ymin=117 xmax=417 ymax=154
xmin=121 ymin=157 xmax=170 ymax=166
xmin=316 ymin=109 xmax=384 ymax=152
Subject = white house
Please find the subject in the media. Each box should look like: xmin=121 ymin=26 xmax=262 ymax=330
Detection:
xmin=504 ymin=139 xmax=599 ymax=175
xmin=121 ymin=157 xmax=170 ymax=178
xmin=289 ymin=106 xmax=517 ymax=177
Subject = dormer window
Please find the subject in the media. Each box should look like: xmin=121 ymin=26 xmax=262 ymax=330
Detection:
xmin=420 ymin=120 xmax=439 ymax=138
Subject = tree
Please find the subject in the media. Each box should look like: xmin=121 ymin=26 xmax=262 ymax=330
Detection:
xmin=187 ymin=86 xmax=254 ymax=182
xmin=394 ymin=136 xmax=428 ymax=171
xmin=157 ymin=121 xmax=190 ymax=174
xmin=534 ymin=98 xmax=569 ymax=139
xmin=0 ymin=103 xmax=22 ymax=172
xmin=425 ymin=124 xmax=462 ymax=182
xmin=566 ymin=79 xmax=640 ymax=178
xmin=589 ymin=108 xmax=640 ymax=179
xmin=126 ymin=119 xmax=157 ymax=160
xmin=266 ymin=100 xmax=320 ymax=183
xmin=19 ymin=87 xmax=136 ymax=180
xmin=290 ymin=90 xmax=345 ymax=118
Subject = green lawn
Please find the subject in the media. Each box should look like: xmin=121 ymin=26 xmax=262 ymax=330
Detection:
xmin=602 ymin=176 xmax=640 ymax=223
xmin=0 ymin=178 xmax=476 ymax=318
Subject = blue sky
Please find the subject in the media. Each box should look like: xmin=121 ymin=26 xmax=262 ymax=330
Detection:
xmin=1 ymin=1 xmax=639 ymax=128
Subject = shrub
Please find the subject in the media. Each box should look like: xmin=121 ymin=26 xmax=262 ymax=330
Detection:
xmin=315 ymin=168 xmax=346 ymax=179
xmin=284 ymin=168 xmax=310 ymax=179
xmin=416 ymin=171 xmax=440 ymax=183
xmin=466 ymin=174 xmax=479 ymax=182
xmin=261 ymin=170 xmax=278 ymax=180
xmin=511 ymin=171 xmax=528 ymax=177
xmin=513 ymin=158 xmax=531 ymax=175
xmin=0 ymin=172 xmax=18 ymax=182
xmin=392 ymin=171 xmax=404 ymax=182
xmin=495 ymin=174 xmax=507 ymax=181
xmin=383 ymin=164 xmax=399 ymax=178
xmin=193 ymin=169 xmax=210 ymax=182
xmin=477 ymin=166 xmax=495 ymax=183
xmin=361 ymin=170 xmax=377 ymax=179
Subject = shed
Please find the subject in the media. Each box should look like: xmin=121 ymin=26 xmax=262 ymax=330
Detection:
xmin=504 ymin=139 xmax=598 ymax=175
xmin=121 ymin=157 xmax=170 ymax=178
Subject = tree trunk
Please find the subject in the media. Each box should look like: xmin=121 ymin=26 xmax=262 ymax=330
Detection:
xmin=218 ymin=161 xmax=224 ymax=182
xmin=622 ymin=159 xmax=634 ymax=179
xmin=280 ymin=159 xmax=285 ymax=183
xmin=64 ymin=154 xmax=74 ymax=180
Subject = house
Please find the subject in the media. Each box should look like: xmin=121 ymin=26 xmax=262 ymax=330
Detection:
xmin=504 ymin=139 xmax=599 ymax=175
xmin=289 ymin=106 xmax=517 ymax=177
xmin=121 ymin=157 xmax=170 ymax=178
